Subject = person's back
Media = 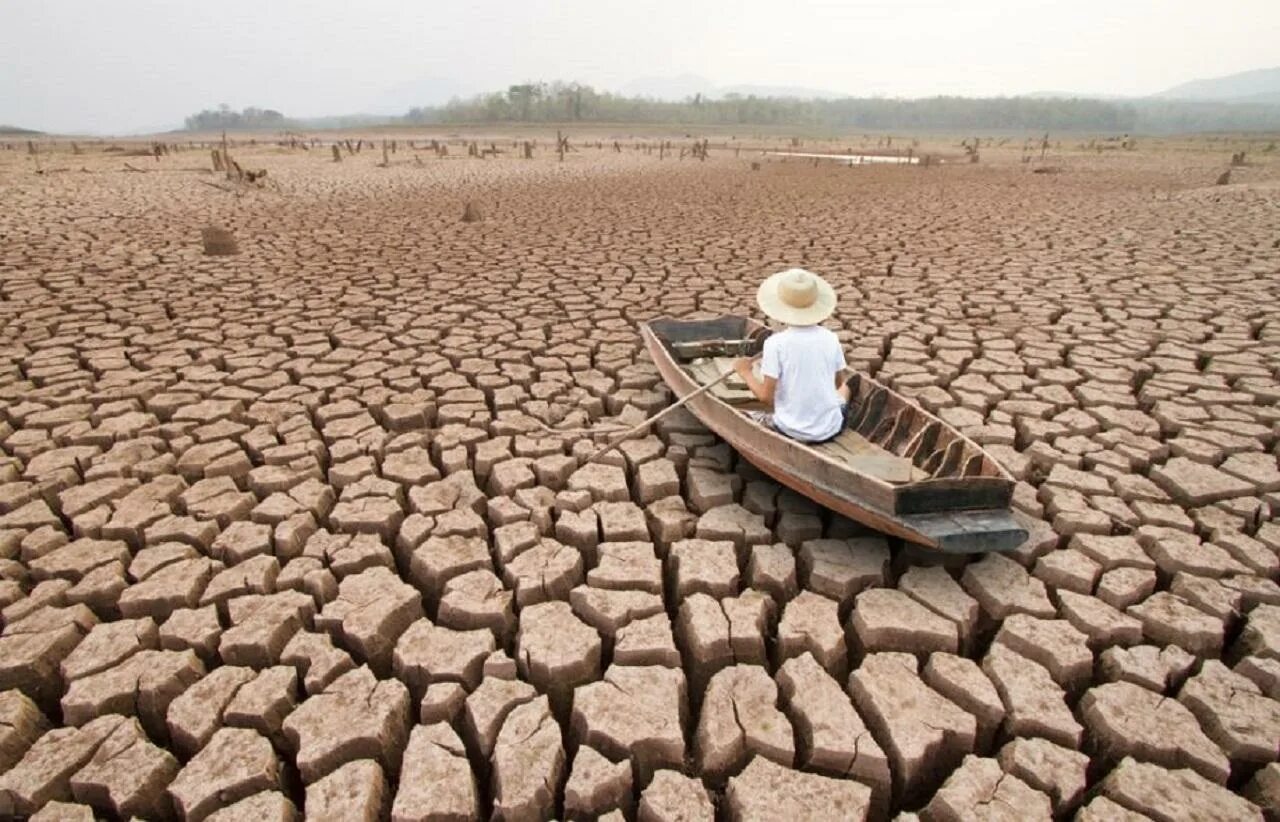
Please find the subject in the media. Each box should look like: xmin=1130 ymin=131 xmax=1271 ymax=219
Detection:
xmin=734 ymin=267 xmax=851 ymax=444
xmin=759 ymin=325 xmax=846 ymax=442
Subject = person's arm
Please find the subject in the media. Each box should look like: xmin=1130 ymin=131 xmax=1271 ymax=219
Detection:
xmin=734 ymin=357 xmax=776 ymax=406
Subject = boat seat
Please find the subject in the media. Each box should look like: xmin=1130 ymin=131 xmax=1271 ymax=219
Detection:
xmin=684 ymin=357 xmax=757 ymax=405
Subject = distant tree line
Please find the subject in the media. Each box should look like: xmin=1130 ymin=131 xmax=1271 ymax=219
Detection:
xmin=184 ymin=104 xmax=292 ymax=131
xmin=403 ymin=81 xmax=1280 ymax=133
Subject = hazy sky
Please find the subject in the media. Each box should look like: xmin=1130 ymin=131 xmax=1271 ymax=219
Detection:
xmin=4 ymin=0 xmax=1278 ymax=134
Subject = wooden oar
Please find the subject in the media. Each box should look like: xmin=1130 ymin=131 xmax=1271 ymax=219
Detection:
xmin=584 ymin=367 xmax=739 ymax=464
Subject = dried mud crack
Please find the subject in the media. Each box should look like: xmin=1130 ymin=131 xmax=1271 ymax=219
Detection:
xmin=0 ymin=133 xmax=1278 ymax=820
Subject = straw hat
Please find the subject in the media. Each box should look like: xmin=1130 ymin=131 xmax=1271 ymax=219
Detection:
xmin=756 ymin=268 xmax=837 ymax=326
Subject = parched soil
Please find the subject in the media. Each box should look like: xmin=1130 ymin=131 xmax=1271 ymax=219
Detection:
xmin=0 ymin=132 xmax=1278 ymax=820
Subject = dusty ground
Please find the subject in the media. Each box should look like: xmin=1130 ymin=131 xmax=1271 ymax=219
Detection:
xmin=0 ymin=130 xmax=1278 ymax=821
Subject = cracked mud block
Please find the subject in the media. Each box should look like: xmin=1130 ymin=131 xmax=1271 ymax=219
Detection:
xmin=798 ymin=537 xmax=888 ymax=611
xmin=677 ymin=591 xmax=772 ymax=695
xmin=991 ymin=615 xmax=1093 ymax=695
xmin=1140 ymin=528 xmax=1249 ymax=578
xmin=282 ymin=665 xmax=410 ymax=783
xmin=210 ymin=520 xmax=273 ymax=564
xmin=590 ymin=540 xmax=662 ymax=594
xmin=1096 ymin=566 xmax=1158 ymax=610
xmin=776 ymin=590 xmax=848 ymax=679
xmin=201 ymin=554 xmax=281 ymax=610
xmin=637 ymin=770 xmax=713 ymax=822
xmin=1099 ymin=644 xmax=1195 ymax=692
xmin=315 ymin=566 xmax=423 ymax=676
xmin=565 ymin=745 xmax=632 ymax=821
xmin=68 ymin=716 xmax=178 ymax=819
xmin=922 ymin=754 xmax=1052 ymax=822
xmin=961 ymin=553 xmax=1055 ymax=621
xmin=592 ymin=604 xmax=673 ymax=667
xmin=1068 ymin=533 xmax=1157 ymax=572
xmin=168 ymin=727 xmax=281 ymax=822
xmin=852 ymin=587 xmax=959 ymax=657
xmin=502 ymin=537 xmax=584 ymax=607
xmin=981 ymin=643 xmax=1082 ymax=749
xmin=0 ymin=599 xmax=97 ymax=706
xmin=921 ymin=653 xmax=1006 ymax=753
xmin=569 ymin=584 xmax=664 ymax=640
xmin=119 ymin=555 xmax=221 ymax=622
xmin=159 ymin=601 xmax=222 ymax=660
xmin=166 ymin=665 xmax=257 ymax=757
xmin=668 ymin=539 xmax=739 ymax=600
xmin=0 ymin=690 xmax=49 ymax=773
xmin=636 ymin=458 xmax=680 ymax=506
xmin=517 ymin=600 xmax=602 ymax=717
xmin=392 ymin=722 xmax=478 ymax=822
xmin=220 ymin=590 xmax=316 ymax=668
xmin=406 ymin=535 xmax=491 ymax=609
xmin=1234 ymin=604 xmax=1280 ymax=662
xmin=594 ymin=501 xmax=650 ymax=543
xmin=59 ymin=616 xmax=157 ymax=682
xmin=1150 ymin=457 xmax=1255 ymax=507
xmin=554 ymin=508 xmax=600 ymax=558
xmin=0 ymin=715 xmax=126 ymax=817
xmin=28 ymin=801 xmax=97 ymax=822
xmin=572 ymin=665 xmax=687 ymax=785
xmin=695 ymin=664 xmax=794 ymax=784
xmin=223 ymin=665 xmax=298 ymax=744
xmin=848 ymin=652 xmax=976 ymax=805
xmin=776 ymin=652 xmax=890 ymax=815
xmin=491 ymin=695 xmax=564 ymax=822
xmin=567 ymin=463 xmax=630 ymax=503
xmin=1177 ymin=660 xmax=1280 ymax=766
xmin=1101 ymin=757 xmax=1262 ymax=822
xmin=393 ymin=618 xmax=494 ymax=698
xmin=305 ymin=759 xmax=386 ymax=822
xmin=1236 ymin=656 xmax=1280 ymax=700
xmin=419 ymin=681 xmax=468 ymax=725
xmin=693 ymin=504 xmax=771 ymax=552
xmin=747 ymin=542 xmax=797 ymax=605
xmin=202 ymin=791 xmax=298 ymax=821
xmin=279 ymin=629 xmax=356 ymax=696
xmin=725 ymin=755 xmax=873 ymax=822
xmin=897 ymin=565 xmax=979 ymax=651
xmin=685 ymin=467 xmax=737 ymax=514
xmin=645 ymin=496 xmax=697 ymax=553
xmin=1055 ymin=590 xmax=1144 ymax=650
xmin=436 ymin=569 xmax=515 ymax=643
xmin=1245 ymin=763 xmax=1280 ymax=820
xmin=1032 ymin=548 xmax=1101 ymax=594
xmin=1081 ymin=680 xmax=1229 ymax=783
xmin=28 ymin=538 xmax=130 ymax=586
xmin=463 ymin=677 xmax=538 ymax=763
xmin=62 ymin=648 xmax=204 ymax=742
xmin=996 ymin=737 xmax=1090 ymax=814
xmin=1128 ymin=592 xmax=1225 ymax=657
xmin=1171 ymin=572 xmax=1244 ymax=621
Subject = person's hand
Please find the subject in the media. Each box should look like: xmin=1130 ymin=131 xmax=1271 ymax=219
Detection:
xmin=733 ymin=356 xmax=757 ymax=378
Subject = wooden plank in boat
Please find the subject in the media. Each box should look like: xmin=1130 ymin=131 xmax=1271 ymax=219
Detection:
xmin=685 ymin=360 xmax=755 ymax=405
xmin=819 ymin=432 xmax=915 ymax=484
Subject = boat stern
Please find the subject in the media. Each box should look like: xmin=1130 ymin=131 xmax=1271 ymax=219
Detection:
xmin=899 ymin=509 xmax=1029 ymax=554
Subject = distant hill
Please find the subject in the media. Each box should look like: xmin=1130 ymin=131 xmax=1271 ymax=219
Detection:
xmin=0 ymin=125 xmax=42 ymax=135
xmin=1153 ymin=66 xmax=1280 ymax=104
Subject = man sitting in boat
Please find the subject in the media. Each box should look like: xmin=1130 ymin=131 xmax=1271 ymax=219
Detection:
xmin=733 ymin=268 xmax=852 ymax=443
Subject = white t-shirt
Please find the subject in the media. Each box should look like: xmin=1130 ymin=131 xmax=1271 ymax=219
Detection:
xmin=759 ymin=325 xmax=847 ymax=442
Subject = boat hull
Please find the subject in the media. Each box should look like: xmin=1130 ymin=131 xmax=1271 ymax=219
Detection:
xmin=642 ymin=317 xmax=1028 ymax=553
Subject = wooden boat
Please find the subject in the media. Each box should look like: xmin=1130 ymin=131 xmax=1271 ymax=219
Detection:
xmin=642 ymin=315 xmax=1028 ymax=554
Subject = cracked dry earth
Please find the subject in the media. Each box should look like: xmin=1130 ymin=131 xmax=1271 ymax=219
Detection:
xmin=0 ymin=135 xmax=1278 ymax=821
